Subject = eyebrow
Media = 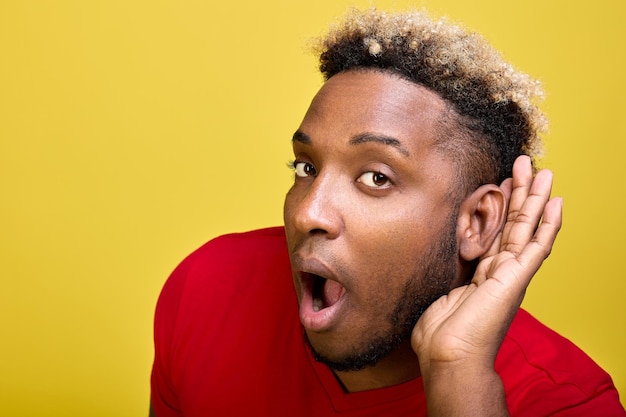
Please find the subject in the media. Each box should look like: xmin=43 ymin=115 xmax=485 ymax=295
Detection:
xmin=292 ymin=130 xmax=311 ymax=144
xmin=349 ymin=133 xmax=409 ymax=157
xmin=292 ymin=130 xmax=410 ymax=157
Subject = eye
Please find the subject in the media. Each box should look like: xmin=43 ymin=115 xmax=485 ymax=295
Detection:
xmin=358 ymin=171 xmax=390 ymax=188
xmin=293 ymin=161 xmax=317 ymax=178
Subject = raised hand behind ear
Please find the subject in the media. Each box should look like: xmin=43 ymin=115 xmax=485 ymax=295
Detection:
xmin=411 ymin=155 xmax=562 ymax=417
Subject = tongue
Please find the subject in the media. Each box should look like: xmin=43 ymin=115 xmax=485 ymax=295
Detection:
xmin=322 ymin=279 xmax=344 ymax=307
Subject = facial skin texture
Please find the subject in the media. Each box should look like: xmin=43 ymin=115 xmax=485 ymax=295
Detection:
xmin=283 ymin=70 xmax=470 ymax=387
xmin=306 ymin=216 xmax=458 ymax=373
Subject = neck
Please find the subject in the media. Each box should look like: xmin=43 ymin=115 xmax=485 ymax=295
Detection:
xmin=333 ymin=342 xmax=421 ymax=392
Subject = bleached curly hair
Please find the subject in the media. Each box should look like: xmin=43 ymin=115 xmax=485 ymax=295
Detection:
xmin=314 ymin=8 xmax=547 ymax=196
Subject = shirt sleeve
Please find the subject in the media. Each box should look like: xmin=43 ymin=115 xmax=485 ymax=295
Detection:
xmin=548 ymin=388 xmax=626 ymax=416
xmin=150 ymin=250 xmax=198 ymax=417
xmin=497 ymin=310 xmax=626 ymax=417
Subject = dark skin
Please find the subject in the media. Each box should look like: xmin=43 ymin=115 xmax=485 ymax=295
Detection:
xmin=284 ymin=70 xmax=562 ymax=413
xmin=413 ymin=155 xmax=560 ymax=416
xmin=285 ymin=71 xmax=463 ymax=382
xmin=150 ymin=71 xmax=561 ymax=417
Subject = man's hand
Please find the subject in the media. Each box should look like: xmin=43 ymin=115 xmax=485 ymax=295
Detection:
xmin=411 ymin=155 xmax=563 ymax=416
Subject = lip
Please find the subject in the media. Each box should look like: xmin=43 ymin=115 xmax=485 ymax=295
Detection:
xmin=291 ymin=253 xmax=347 ymax=332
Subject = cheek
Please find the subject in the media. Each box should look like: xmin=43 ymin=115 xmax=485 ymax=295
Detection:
xmin=283 ymin=190 xmax=299 ymax=240
xmin=283 ymin=187 xmax=295 ymax=221
xmin=347 ymin=206 xmax=442 ymax=284
xmin=356 ymin=205 xmax=437 ymax=253
xmin=350 ymin=229 xmax=423 ymax=286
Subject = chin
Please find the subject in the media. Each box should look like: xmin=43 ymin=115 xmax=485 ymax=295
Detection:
xmin=304 ymin=328 xmax=401 ymax=372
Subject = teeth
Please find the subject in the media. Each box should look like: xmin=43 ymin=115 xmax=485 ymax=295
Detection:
xmin=313 ymin=298 xmax=324 ymax=312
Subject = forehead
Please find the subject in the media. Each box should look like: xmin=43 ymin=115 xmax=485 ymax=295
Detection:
xmin=300 ymin=70 xmax=447 ymax=151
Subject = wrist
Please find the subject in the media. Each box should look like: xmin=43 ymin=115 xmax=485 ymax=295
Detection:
xmin=421 ymin=362 xmax=509 ymax=417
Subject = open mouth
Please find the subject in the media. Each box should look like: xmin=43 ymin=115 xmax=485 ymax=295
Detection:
xmin=308 ymin=273 xmax=345 ymax=312
xmin=295 ymin=261 xmax=348 ymax=331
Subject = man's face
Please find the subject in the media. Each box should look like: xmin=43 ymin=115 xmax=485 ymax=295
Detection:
xmin=283 ymin=70 xmax=461 ymax=371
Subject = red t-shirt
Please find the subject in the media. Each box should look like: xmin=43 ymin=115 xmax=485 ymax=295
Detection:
xmin=151 ymin=227 xmax=625 ymax=416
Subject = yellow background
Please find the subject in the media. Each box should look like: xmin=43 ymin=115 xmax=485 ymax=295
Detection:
xmin=1 ymin=0 xmax=624 ymax=415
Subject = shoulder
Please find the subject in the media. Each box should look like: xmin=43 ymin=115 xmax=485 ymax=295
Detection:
xmin=157 ymin=226 xmax=290 ymax=304
xmin=153 ymin=225 xmax=295 ymax=357
xmin=497 ymin=309 xmax=625 ymax=416
xmin=164 ymin=226 xmax=287 ymax=285
xmin=187 ymin=226 xmax=288 ymax=266
xmin=151 ymin=227 xmax=300 ymax=415
xmin=153 ymin=227 xmax=291 ymax=336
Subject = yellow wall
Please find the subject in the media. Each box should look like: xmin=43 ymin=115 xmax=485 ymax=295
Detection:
xmin=1 ymin=1 xmax=624 ymax=415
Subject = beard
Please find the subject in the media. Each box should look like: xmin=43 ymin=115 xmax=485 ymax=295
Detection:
xmin=306 ymin=217 xmax=459 ymax=372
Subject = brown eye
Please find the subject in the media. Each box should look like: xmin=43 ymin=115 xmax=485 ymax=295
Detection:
xmin=294 ymin=162 xmax=317 ymax=177
xmin=358 ymin=171 xmax=390 ymax=188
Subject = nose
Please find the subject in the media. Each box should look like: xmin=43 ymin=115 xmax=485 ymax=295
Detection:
xmin=286 ymin=174 xmax=343 ymax=239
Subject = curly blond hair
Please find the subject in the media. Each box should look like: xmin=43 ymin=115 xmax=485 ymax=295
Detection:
xmin=314 ymin=8 xmax=547 ymax=195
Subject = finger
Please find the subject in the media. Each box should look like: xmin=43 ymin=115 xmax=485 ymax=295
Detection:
xmin=505 ymin=156 xmax=533 ymax=223
xmin=509 ymin=156 xmax=534 ymax=214
xmin=516 ymin=196 xmax=563 ymax=275
xmin=500 ymin=156 xmax=533 ymax=246
xmin=502 ymin=168 xmax=553 ymax=255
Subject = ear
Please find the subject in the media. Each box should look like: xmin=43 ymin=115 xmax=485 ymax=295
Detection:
xmin=456 ymin=184 xmax=507 ymax=261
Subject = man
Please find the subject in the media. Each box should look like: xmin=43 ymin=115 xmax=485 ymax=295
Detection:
xmin=150 ymin=9 xmax=625 ymax=416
